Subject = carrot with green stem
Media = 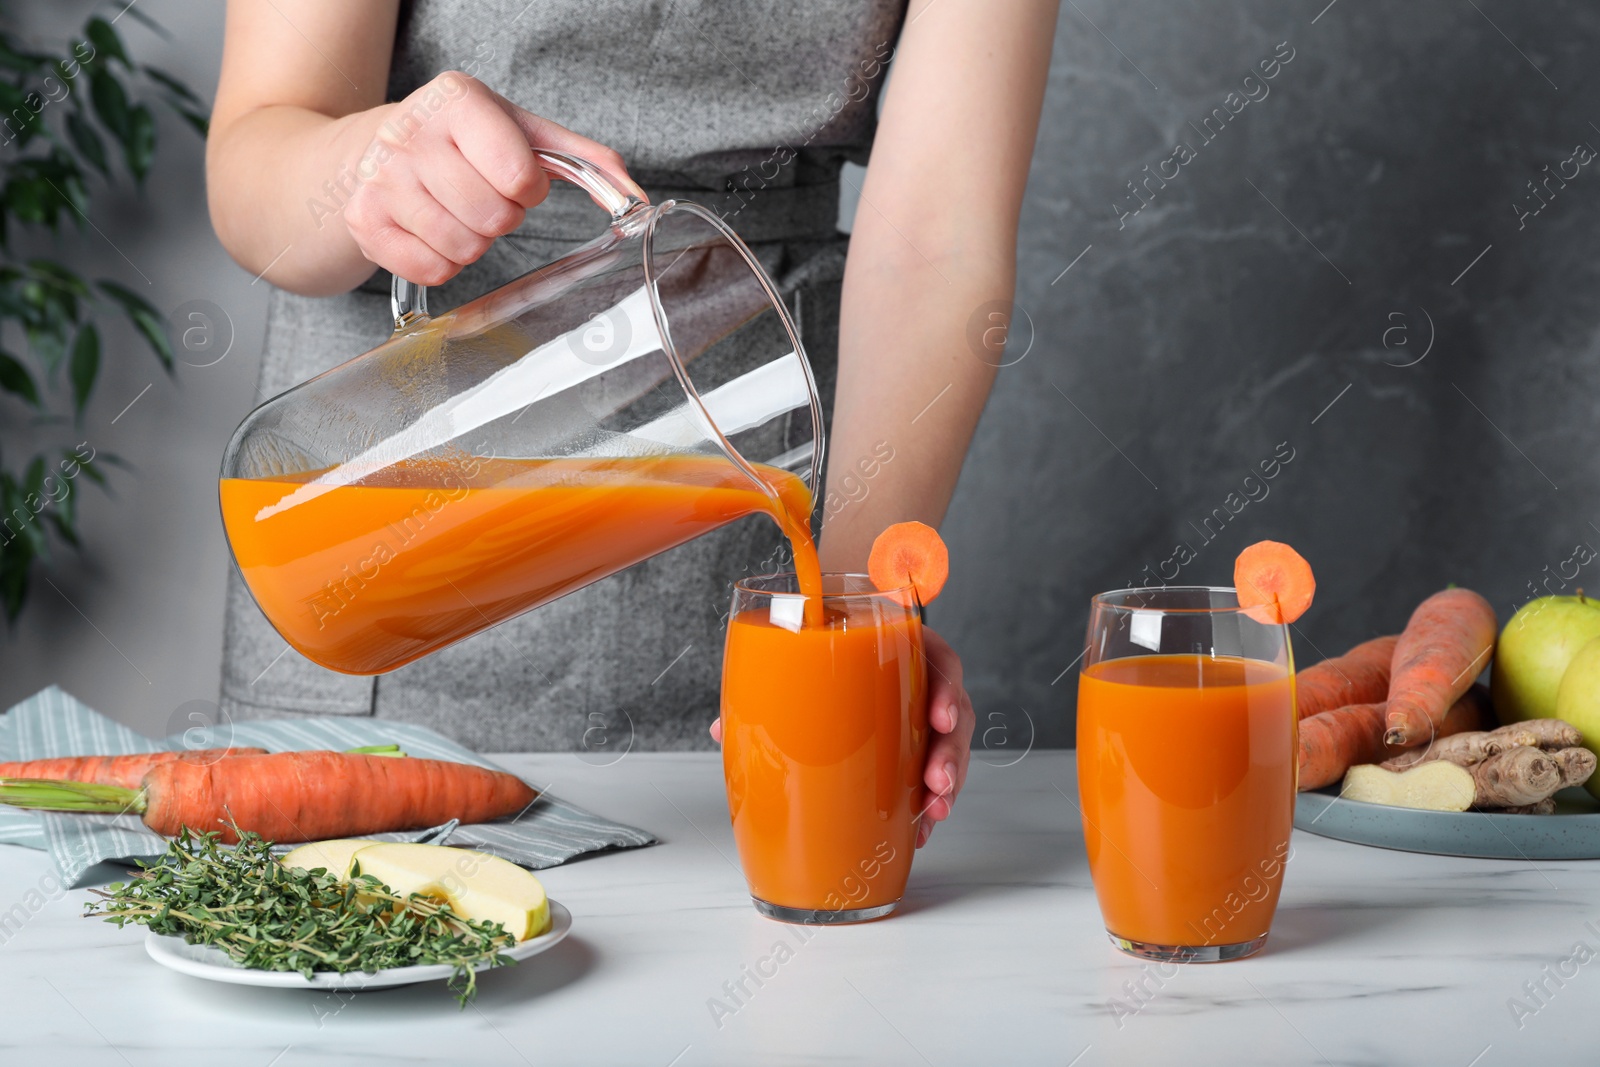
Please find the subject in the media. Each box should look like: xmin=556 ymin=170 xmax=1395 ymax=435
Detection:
xmin=0 ymin=751 xmax=536 ymax=843
xmin=0 ymin=742 xmax=410 ymax=789
xmin=0 ymin=749 xmax=267 ymax=789
xmin=1295 ymin=635 xmax=1399 ymax=720
xmin=1382 ymin=588 xmax=1497 ymax=746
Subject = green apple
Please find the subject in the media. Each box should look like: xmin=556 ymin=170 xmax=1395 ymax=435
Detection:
xmin=1554 ymin=636 xmax=1600 ymax=799
xmin=1492 ymin=594 xmax=1600 ymax=723
xmin=351 ymin=843 xmax=550 ymax=941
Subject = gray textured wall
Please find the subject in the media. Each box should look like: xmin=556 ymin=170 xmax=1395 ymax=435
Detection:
xmin=4 ymin=1 xmax=1598 ymax=750
xmin=939 ymin=0 xmax=1600 ymax=748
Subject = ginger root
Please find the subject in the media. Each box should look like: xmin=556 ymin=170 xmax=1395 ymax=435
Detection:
xmin=1552 ymin=746 xmax=1598 ymax=786
xmin=1500 ymin=799 xmax=1558 ymax=815
xmin=1349 ymin=718 xmax=1596 ymax=814
xmin=1380 ymin=719 xmax=1583 ymax=771
xmin=1471 ymin=746 xmax=1564 ymax=808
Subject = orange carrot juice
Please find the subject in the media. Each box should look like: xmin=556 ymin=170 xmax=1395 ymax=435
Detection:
xmin=1077 ymin=654 xmax=1295 ymax=949
xmin=220 ymin=454 xmax=820 ymax=675
xmin=722 ymin=586 xmax=927 ymax=918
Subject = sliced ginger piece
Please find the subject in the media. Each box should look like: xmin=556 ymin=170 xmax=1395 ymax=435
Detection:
xmin=1341 ymin=761 xmax=1474 ymax=811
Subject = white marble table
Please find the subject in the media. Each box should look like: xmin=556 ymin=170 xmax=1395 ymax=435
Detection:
xmin=0 ymin=752 xmax=1593 ymax=1066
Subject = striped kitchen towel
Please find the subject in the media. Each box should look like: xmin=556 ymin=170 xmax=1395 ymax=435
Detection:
xmin=0 ymin=686 xmax=657 ymax=887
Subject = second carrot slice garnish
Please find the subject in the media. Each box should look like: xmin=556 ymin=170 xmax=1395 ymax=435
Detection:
xmin=1234 ymin=540 xmax=1315 ymax=625
xmin=868 ymin=521 xmax=950 ymax=604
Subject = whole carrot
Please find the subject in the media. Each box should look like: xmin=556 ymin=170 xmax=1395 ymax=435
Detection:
xmin=1298 ymin=685 xmax=1491 ymax=790
xmin=0 ymin=749 xmax=266 ymax=790
xmin=0 ymin=752 xmax=537 ymax=844
xmin=1295 ymin=635 xmax=1399 ymax=720
xmin=1383 ymin=589 xmax=1498 ymax=746
xmin=1299 ymin=703 xmax=1387 ymax=790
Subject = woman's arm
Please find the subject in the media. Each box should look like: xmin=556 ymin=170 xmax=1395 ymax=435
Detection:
xmin=821 ymin=0 xmax=1059 ymax=846
xmin=208 ymin=0 xmax=638 ymax=295
xmin=820 ymin=0 xmax=1059 ymax=570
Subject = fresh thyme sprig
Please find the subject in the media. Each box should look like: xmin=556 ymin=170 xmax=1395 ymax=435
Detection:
xmin=85 ymin=828 xmax=515 ymax=1004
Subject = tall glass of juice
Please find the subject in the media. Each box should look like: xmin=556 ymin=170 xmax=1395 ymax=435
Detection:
xmin=1077 ymin=586 xmax=1296 ymax=962
xmin=722 ymin=573 xmax=928 ymax=924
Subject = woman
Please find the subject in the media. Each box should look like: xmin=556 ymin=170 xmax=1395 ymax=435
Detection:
xmin=207 ymin=0 xmax=1058 ymax=847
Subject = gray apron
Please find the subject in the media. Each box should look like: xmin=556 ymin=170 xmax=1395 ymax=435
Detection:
xmin=219 ymin=0 xmax=906 ymax=751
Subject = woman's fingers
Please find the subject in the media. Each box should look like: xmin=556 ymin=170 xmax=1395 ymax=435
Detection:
xmin=440 ymin=77 xmax=552 ymax=208
xmin=708 ymin=717 xmax=723 ymax=744
xmin=417 ymin=146 xmax=527 ymax=239
xmin=342 ymin=71 xmax=640 ymax=280
xmin=385 ymin=175 xmax=496 ymax=268
xmin=917 ymin=628 xmax=975 ymax=848
xmin=499 ymin=98 xmax=647 ymax=201
xmin=343 ymin=194 xmax=461 ymax=286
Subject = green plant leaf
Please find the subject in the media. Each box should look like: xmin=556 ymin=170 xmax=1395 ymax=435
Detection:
xmin=85 ymin=18 xmax=129 ymax=68
xmin=55 ymin=171 xmax=91 ymax=225
xmin=118 ymin=7 xmax=171 ymax=41
xmin=76 ymin=452 xmax=107 ymax=487
xmin=142 ymin=66 xmax=200 ymax=105
xmin=47 ymin=507 xmax=79 ymax=547
xmin=90 ymin=67 xmax=129 ymax=140
xmin=15 ymin=459 xmax=50 ymax=559
xmin=0 ymin=84 xmax=42 ymax=147
xmin=24 ymin=321 xmax=69 ymax=373
xmin=66 ymin=111 xmax=109 ymax=174
xmin=175 ymin=108 xmax=209 ymax=138
xmin=0 ymin=36 xmax=43 ymax=73
xmin=50 ymin=461 xmax=79 ymax=546
xmin=24 ymin=456 xmax=45 ymax=500
xmin=124 ymin=105 xmax=156 ymax=182
xmin=3 ymin=177 xmax=49 ymax=226
xmin=97 ymin=280 xmax=173 ymax=370
xmin=0 ymin=351 xmax=40 ymax=406
xmin=0 ymin=537 xmax=31 ymax=623
xmin=69 ymin=323 xmax=99 ymax=416
xmin=29 ymin=259 xmax=90 ymax=298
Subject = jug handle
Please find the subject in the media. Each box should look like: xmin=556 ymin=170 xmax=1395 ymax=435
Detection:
xmin=390 ymin=149 xmax=648 ymax=331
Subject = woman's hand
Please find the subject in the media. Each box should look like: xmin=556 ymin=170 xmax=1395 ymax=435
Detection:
xmin=209 ymin=1 xmax=643 ymax=295
xmin=708 ymin=624 xmax=976 ymax=848
xmin=915 ymin=627 xmax=974 ymax=847
xmin=342 ymin=73 xmax=641 ymax=286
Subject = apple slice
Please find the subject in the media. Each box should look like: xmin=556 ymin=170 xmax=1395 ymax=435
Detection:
xmin=280 ymin=838 xmax=378 ymax=877
xmin=351 ymin=842 xmax=550 ymax=941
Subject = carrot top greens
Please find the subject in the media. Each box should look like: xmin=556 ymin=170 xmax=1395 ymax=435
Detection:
xmin=85 ymin=828 xmax=516 ymax=1004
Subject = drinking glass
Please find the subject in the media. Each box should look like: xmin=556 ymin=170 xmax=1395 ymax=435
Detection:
xmin=721 ymin=573 xmax=928 ymax=924
xmin=1076 ymin=586 xmax=1296 ymax=961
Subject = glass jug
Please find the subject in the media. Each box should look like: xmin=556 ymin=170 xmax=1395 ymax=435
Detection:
xmin=219 ymin=151 xmax=823 ymax=676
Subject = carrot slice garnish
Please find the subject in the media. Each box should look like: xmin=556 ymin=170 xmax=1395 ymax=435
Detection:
xmin=868 ymin=521 xmax=950 ymax=604
xmin=1234 ymin=540 xmax=1315 ymax=625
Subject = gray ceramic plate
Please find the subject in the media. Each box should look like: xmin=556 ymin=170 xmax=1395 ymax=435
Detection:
xmin=1294 ymin=789 xmax=1600 ymax=859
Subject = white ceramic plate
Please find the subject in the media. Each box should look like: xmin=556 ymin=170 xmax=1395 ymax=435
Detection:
xmin=144 ymin=900 xmax=571 ymax=991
